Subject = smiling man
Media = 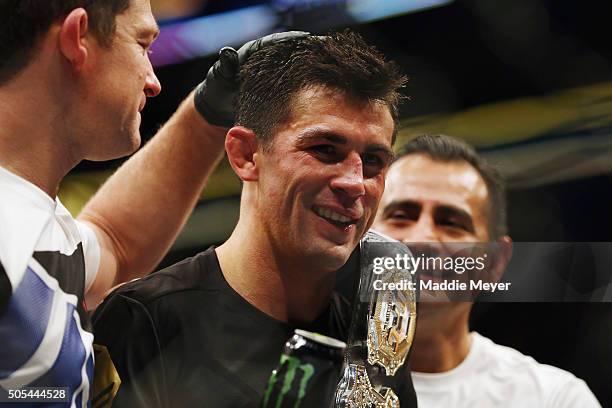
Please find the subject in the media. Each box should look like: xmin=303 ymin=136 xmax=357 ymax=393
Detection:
xmin=373 ymin=134 xmax=600 ymax=407
xmin=92 ymin=32 xmax=417 ymax=407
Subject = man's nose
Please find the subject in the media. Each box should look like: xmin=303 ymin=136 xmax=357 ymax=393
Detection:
xmin=144 ymin=69 xmax=161 ymax=97
xmin=402 ymin=216 xmax=439 ymax=244
xmin=330 ymin=152 xmax=366 ymax=199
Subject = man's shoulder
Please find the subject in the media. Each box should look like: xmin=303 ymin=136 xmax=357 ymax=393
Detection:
xmin=0 ymin=189 xmax=88 ymax=303
xmin=101 ymin=247 xmax=220 ymax=307
xmin=473 ymin=332 xmax=594 ymax=396
xmin=413 ymin=333 xmax=600 ymax=407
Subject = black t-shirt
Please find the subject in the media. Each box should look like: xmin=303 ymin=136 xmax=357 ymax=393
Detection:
xmin=93 ymin=247 xmax=417 ymax=407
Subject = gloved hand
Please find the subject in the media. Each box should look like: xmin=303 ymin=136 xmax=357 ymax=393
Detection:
xmin=194 ymin=31 xmax=309 ymax=127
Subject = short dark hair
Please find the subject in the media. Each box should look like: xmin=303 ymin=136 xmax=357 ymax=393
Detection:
xmin=236 ymin=31 xmax=407 ymax=148
xmin=0 ymin=0 xmax=130 ymax=84
xmin=397 ymin=134 xmax=507 ymax=238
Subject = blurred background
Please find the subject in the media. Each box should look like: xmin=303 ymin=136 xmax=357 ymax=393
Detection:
xmin=62 ymin=0 xmax=612 ymax=405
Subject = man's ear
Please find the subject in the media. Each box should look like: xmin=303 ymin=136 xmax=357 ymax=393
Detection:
xmin=58 ymin=8 xmax=89 ymax=70
xmin=488 ymin=235 xmax=513 ymax=283
xmin=225 ymin=126 xmax=259 ymax=182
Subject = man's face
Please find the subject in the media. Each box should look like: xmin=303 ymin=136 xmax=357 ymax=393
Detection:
xmin=256 ymin=86 xmax=395 ymax=271
xmin=374 ymin=154 xmax=492 ymax=305
xmin=81 ymin=0 xmax=160 ymax=161
xmin=374 ymin=153 xmax=491 ymax=244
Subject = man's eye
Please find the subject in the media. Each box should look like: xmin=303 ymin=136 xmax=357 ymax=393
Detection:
xmin=311 ymin=145 xmax=335 ymax=154
xmin=440 ymin=218 xmax=466 ymax=230
xmin=362 ymin=153 xmax=384 ymax=167
xmin=388 ymin=210 xmax=411 ymax=220
xmin=139 ymin=42 xmax=152 ymax=55
xmin=362 ymin=154 xmax=388 ymax=178
xmin=309 ymin=145 xmax=339 ymax=162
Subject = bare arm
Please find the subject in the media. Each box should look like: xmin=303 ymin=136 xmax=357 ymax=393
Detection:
xmin=79 ymin=92 xmax=226 ymax=308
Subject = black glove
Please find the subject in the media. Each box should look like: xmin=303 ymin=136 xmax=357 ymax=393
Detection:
xmin=194 ymin=31 xmax=309 ymax=127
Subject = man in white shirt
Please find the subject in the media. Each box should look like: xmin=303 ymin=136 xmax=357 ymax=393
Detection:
xmin=373 ymin=134 xmax=600 ymax=407
xmin=0 ymin=1 xmax=302 ymax=405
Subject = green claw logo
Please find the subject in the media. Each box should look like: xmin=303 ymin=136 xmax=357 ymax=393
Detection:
xmin=263 ymin=355 xmax=315 ymax=408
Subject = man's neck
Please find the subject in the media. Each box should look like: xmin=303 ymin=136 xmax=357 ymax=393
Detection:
xmin=216 ymin=220 xmax=336 ymax=325
xmin=0 ymin=60 xmax=78 ymax=198
xmin=410 ymin=303 xmax=472 ymax=373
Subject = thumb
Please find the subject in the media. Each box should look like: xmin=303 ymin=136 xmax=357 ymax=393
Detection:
xmin=217 ymin=47 xmax=239 ymax=79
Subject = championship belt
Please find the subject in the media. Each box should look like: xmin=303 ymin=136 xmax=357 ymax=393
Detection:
xmin=334 ymin=231 xmax=417 ymax=408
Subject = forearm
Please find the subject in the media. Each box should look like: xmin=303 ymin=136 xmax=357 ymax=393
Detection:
xmin=79 ymin=92 xmax=225 ymax=282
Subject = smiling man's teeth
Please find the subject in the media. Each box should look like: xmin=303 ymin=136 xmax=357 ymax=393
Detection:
xmin=314 ymin=207 xmax=353 ymax=223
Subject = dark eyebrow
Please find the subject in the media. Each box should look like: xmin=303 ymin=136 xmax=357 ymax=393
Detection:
xmin=296 ymin=129 xmax=394 ymax=161
xmin=435 ymin=205 xmax=475 ymax=232
xmin=367 ymin=145 xmax=395 ymax=165
xmin=383 ymin=200 xmax=422 ymax=213
xmin=383 ymin=200 xmax=475 ymax=230
xmin=296 ymin=130 xmax=346 ymax=145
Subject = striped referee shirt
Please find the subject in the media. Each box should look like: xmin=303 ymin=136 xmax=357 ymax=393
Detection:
xmin=0 ymin=166 xmax=100 ymax=407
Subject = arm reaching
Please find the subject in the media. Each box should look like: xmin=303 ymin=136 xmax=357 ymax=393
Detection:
xmin=79 ymin=94 xmax=225 ymax=308
xmin=79 ymin=31 xmax=309 ymax=309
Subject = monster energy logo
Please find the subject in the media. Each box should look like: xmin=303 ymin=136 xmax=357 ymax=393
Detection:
xmin=262 ymin=355 xmax=315 ymax=408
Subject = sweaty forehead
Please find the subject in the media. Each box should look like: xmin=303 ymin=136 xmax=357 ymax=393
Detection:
xmin=291 ymin=85 xmax=386 ymax=116
xmin=383 ymin=154 xmax=489 ymax=211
